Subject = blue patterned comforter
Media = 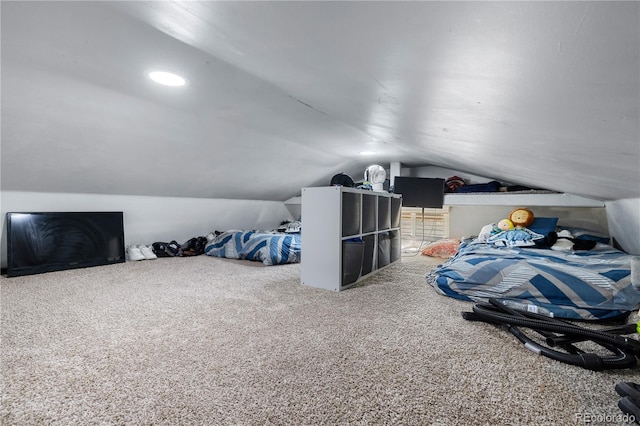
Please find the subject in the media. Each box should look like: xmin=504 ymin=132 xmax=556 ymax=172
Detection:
xmin=204 ymin=230 xmax=301 ymax=266
xmin=426 ymin=239 xmax=640 ymax=320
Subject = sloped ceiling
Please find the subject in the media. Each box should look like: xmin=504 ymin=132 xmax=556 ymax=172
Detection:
xmin=1 ymin=1 xmax=638 ymax=202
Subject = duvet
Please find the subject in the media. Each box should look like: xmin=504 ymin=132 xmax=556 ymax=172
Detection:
xmin=426 ymin=238 xmax=640 ymax=320
xmin=204 ymin=230 xmax=301 ymax=266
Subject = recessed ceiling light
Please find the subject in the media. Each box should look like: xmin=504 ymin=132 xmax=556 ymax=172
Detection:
xmin=148 ymin=70 xmax=187 ymax=87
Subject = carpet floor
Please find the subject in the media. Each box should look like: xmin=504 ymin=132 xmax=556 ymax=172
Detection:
xmin=2 ymin=254 xmax=639 ymax=425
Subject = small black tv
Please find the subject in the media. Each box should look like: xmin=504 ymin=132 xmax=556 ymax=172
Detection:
xmin=6 ymin=212 xmax=125 ymax=277
xmin=393 ymin=177 xmax=445 ymax=208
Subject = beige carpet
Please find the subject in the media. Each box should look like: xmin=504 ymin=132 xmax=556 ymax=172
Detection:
xmin=2 ymin=254 xmax=639 ymax=425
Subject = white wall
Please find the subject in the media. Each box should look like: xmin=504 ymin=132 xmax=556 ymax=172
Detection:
xmin=448 ymin=206 xmax=609 ymax=239
xmin=606 ymin=198 xmax=640 ymax=255
xmin=1 ymin=191 xmax=294 ymax=268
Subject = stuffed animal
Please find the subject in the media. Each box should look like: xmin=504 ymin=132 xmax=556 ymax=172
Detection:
xmin=497 ymin=218 xmax=514 ymax=231
xmin=478 ymin=219 xmax=513 ymax=243
xmin=509 ymin=208 xmax=535 ymax=228
xmin=478 ymin=223 xmax=495 ymax=242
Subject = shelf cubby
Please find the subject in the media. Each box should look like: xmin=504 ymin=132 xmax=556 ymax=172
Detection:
xmin=301 ymin=186 xmax=402 ymax=291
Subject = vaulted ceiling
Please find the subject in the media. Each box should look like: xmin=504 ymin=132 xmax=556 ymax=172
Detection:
xmin=1 ymin=1 xmax=638 ymax=201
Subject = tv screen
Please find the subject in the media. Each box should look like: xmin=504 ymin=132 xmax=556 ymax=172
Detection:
xmin=393 ymin=177 xmax=445 ymax=208
xmin=6 ymin=212 xmax=125 ymax=277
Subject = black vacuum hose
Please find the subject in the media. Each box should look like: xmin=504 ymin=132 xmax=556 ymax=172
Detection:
xmin=462 ymin=299 xmax=640 ymax=371
xmin=471 ymin=302 xmax=640 ymax=355
xmin=546 ymin=323 xmax=638 ymax=347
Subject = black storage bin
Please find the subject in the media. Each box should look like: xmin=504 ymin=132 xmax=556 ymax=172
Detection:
xmin=362 ymin=195 xmax=376 ymax=233
xmin=342 ymin=239 xmax=365 ymax=286
xmin=361 ymin=235 xmax=376 ymax=275
xmin=341 ymin=192 xmax=361 ymax=236
xmin=378 ymin=232 xmax=391 ymax=268
xmin=390 ymin=230 xmax=401 ymax=263
xmin=378 ymin=197 xmax=390 ymax=230
xmin=391 ymin=197 xmax=402 ymax=228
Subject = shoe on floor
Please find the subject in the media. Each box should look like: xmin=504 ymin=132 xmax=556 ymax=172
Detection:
xmin=126 ymin=245 xmax=145 ymax=261
xmin=137 ymin=244 xmax=157 ymax=260
xmin=165 ymin=240 xmax=181 ymax=257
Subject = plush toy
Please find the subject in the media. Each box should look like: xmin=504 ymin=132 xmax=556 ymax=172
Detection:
xmin=509 ymin=208 xmax=535 ymax=228
xmin=478 ymin=223 xmax=496 ymax=242
xmin=497 ymin=219 xmax=514 ymax=231
xmin=478 ymin=219 xmax=513 ymax=242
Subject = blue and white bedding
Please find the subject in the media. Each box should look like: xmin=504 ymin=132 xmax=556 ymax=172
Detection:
xmin=426 ymin=238 xmax=640 ymax=320
xmin=204 ymin=230 xmax=301 ymax=266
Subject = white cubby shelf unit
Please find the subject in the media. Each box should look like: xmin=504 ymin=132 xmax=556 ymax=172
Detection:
xmin=301 ymin=186 xmax=402 ymax=291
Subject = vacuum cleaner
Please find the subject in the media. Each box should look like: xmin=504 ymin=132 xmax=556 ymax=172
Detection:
xmin=462 ymin=298 xmax=640 ymax=371
xmin=463 ymin=299 xmax=640 ymax=421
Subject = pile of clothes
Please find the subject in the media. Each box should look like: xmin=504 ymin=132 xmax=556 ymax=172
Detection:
xmin=152 ymin=237 xmax=209 ymax=257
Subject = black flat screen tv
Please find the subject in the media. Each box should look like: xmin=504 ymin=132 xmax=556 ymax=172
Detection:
xmin=6 ymin=212 xmax=126 ymax=277
xmin=393 ymin=177 xmax=445 ymax=208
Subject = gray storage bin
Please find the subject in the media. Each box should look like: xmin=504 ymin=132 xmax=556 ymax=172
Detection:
xmin=342 ymin=239 xmax=365 ymax=286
